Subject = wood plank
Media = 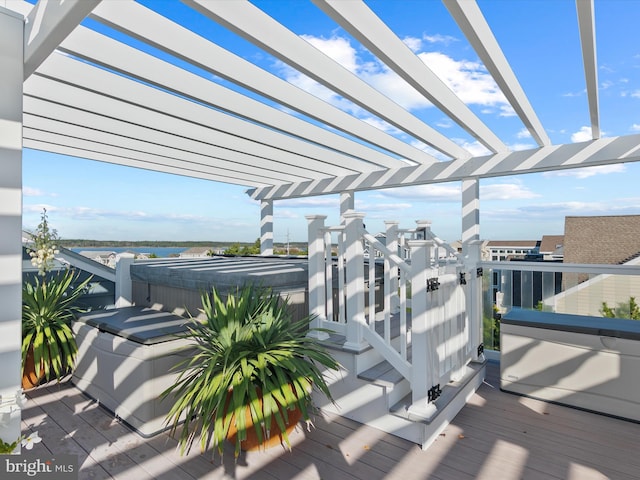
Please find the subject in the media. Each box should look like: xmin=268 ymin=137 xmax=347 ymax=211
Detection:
xmin=22 ymin=361 xmax=640 ymax=480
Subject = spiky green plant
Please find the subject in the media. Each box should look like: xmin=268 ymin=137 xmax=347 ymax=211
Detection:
xmin=162 ymin=284 xmax=339 ymax=459
xmin=22 ymin=269 xmax=91 ymax=383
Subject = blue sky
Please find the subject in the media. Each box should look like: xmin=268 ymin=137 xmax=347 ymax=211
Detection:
xmin=22 ymin=0 xmax=640 ymax=244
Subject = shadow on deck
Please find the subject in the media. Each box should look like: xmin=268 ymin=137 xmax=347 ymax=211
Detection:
xmin=22 ymin=362 xmax=640 ymax=480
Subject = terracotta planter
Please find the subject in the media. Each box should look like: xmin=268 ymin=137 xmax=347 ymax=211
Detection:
xmin=21 ymin=347 xmax=44 ymax=390
xmin=227 ymin=400 xmax=302 ymax=451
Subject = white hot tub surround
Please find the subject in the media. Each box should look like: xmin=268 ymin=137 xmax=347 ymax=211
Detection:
xmin=500 ymin=308 xmax=640 ymax=423
xmin=72 ymin=306 xmax=195 ymax=437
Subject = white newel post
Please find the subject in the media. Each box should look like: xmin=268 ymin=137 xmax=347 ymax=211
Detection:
xmin=260 ymin=200 xmax=273 ymax=256
xmin=115 ymin=253 xmax=135 ymax=308
xmin=306 ymin=215 xmax=329 ymax=340
xmin=0 ymin=8 xmax=24 ymax=452
xmin=407 ymin=240 xmax=438 ymax=420
xmin=342 ymin=211 xmax=367 ymax=352
xmin=467 ymin=240 xmax=485 ymax=362
xmin=384 ymin=221 xmax=399 ymax=314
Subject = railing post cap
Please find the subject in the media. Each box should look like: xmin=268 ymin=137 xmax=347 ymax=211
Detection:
xmin=343 ymin=211 xmax=366 ymax=219
xmin=305 ymin=214 xmax=327 ymax=221
xmin=384 ymin=220 xmax=400 ymax=226
xmin=415 ymin=220 xmax=432 ymax=226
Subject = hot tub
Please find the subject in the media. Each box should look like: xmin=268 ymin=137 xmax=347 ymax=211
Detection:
xmin=72 ymin=306 xmax=194 ymax=437
xmin=500 ymin=308 xmax=640 ymax=422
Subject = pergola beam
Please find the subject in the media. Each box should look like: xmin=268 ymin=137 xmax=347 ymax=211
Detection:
xmin=56 ymin=25 xmax=407 ymax=170
xmin=23 ymin=0 xmax=100 ymax=79
xmin=576 ymin=0 xmax=600 ymax=140
xmin=184 ymin=0 xmax=471 ymax=161
xmin=27 ymin=54 xmax=367 ymax=178
xmin=89 ymin=0 xmax=439 ymax=166
xmin=250 ymin=135 xmax=640 ymax=200
xmin=313 ymin=0 xmax=507 ymax=154
xmin=443 ymin=0 xmax=551 ymax=147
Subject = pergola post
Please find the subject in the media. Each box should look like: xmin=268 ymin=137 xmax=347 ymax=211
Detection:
xmin=340 ymin=191 xmax=355 ymax=222
xmin=260 ymin=199 xmax=274 ymax=256
xmin=0 ymin=7 xmax=25 ymax=451
xmin=461 ymin=179 xmax=480 ymax=249
xmin=461 ymin=178 xmax=485 ymax=361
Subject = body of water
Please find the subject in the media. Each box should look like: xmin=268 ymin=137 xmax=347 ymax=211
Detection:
xmin=71 ymin=247 xmax=188 ymax=258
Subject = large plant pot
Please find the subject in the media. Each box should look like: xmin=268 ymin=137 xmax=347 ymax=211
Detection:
xmin=21 ymin=347 xmax=44 ymax=390
xmin=227 ymin=402 xmax=302 ymax=451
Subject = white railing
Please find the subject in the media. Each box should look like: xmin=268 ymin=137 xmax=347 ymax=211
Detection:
xmin=307 ymin=213 xmax=484 ymax=414
xmin=480 ymin=260 xmax=640 ymax=350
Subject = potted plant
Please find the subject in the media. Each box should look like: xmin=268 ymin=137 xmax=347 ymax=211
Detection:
xmin=22 ymin=269 xmax=91 ymax=388
xmin=162 ymin=283 xmax=340 ymax=458
xmin=22 ymin=209 xmax=91 ymax=388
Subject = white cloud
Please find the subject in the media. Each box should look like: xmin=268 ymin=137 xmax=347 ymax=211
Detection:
xmin=277 ymin=197 xmax=339 ymax=209
xmin=416 ymin=52 xmax=508 ymax=107
xmin=631 ymin=90 xmax=640 ymax=98
xmin=571 ymin=126 xmax=593 ymax=142
xmin=301 ymin=35 xmax=359 ymax=73
xmin=380 ymin=184 xmax=461 ymax=202
xmin=23 ymin=187 xmax=47 ymax=197
xmin=453 ymin=139 xmax=492 ymax=157
xmin=423 ymin=34 xmax=458 ymax=46
xmin=508 ymin=142 xmax=536 ymax=151
xmin=516 ymin=128 xmax=532 ymax=139
xmin=480 ymin=183 xmax=540 ymax=201
xmin=282 ymin=34 xmax=510 ymax=116
xmin=563 ymin=89 xmax=585 ymax=97
xmin=543 ymin=164 xmax=626 ymax=179
xmin=631 ymin=124 xmax=640 ymax=132
xmin=402 ymin=36 xmax=422 ymax=52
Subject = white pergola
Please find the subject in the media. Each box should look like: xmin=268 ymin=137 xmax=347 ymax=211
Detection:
xmin=1 ymin=0 xmax=638 ymax=446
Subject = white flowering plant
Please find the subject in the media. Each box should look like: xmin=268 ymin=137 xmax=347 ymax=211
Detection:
xmin=22 ymin=210 xmax=92 ymax=387
xmin=0 ymin=390 xmax=29 ymax=454
xmin=28 ymin=209 xmax=60 ymax=276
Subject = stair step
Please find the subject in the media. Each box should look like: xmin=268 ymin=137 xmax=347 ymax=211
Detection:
xmin=389 ymin=361 xmax=486 ymax=424
xmin=358 ymin=360 xmax=405 ymax=387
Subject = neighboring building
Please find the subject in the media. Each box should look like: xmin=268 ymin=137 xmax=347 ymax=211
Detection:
xmin=483 ymin=240 xmax=540 ymax=261
xmin=539 ymin=235 xmax=564 ymax=261
xmin=179 ymin=246 xmax=218 ymax=258
xmin=78 ymin=250 xmax=117 ymax=268
xmin=554 ymin=215 xmax=640 ymax=316
xmin=563 ymin=215 xmax=640 ymax=265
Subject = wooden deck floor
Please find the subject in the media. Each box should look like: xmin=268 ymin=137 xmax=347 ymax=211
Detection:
xmin=22 ymin=361 xmax=640 ymax=480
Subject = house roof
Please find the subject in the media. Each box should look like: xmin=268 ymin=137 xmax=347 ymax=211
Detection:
xmin=486 ymin=240 xmax=539 ymax=248
xmin=7 ymin=0 xmax=640 ymax=201
xmin=563 ymin=215 xmax=640 ymax=265
xmin=539 ymin=235 xmax=565 ymax=254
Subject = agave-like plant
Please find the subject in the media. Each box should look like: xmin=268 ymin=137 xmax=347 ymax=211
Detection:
xmin=162 ymin=284 xmax=340 ymax=458
xmin=22 ymin=269 xmax=91 ymax=385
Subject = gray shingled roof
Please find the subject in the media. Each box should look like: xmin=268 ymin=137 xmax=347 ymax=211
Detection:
xmin=563 ymin=215 xmax=640 ymax=264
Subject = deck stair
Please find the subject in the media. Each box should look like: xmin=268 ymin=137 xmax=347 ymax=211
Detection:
xmin=307 ymin=214 xmax=486 ymax=450
xmin=313 ymin=326 xmax=486 ymax=450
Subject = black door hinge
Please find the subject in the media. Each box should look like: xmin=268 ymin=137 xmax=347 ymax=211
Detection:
xmin=427 ymin=277 xmax=440 ymax=292
xmin=477 ymin=343 xmax=484 ymax=357
xmin=428 ymin=384 xmax=442 ymax=403
xmin=459 ymin=272 xmax=467 ymax=285
xmin=476 ymin=267 xmax=483 ymax=277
